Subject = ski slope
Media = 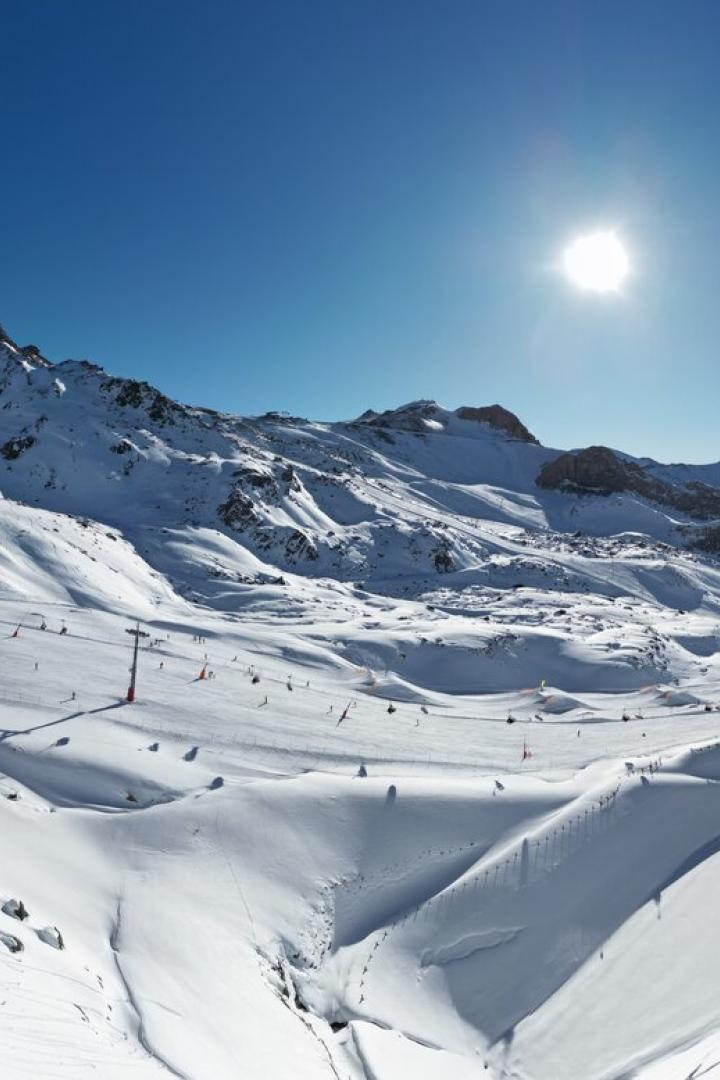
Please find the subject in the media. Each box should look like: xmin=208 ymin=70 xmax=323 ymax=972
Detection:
xmin=1 ymin=521 xmax=720 ymax=1079
xmin=2 ymin=328 xmax=720 ymax=1077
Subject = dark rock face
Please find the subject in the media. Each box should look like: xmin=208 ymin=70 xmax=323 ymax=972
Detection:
xmin=538 ymin=445 xmax=720 ymax=521
xmin=217 ymin=488 xmax=259 ymax=529
xmin=537 ymin=446 xmax=636 ymax=494
xmin=100 ymin=376 xmax=185 ymax=426
xmin=433 ymin=547 xmax=454 ymax=572
xmin=355 ymin=400 xmax=439 ymax=434
xmin=0 ymin=435 xmax=36 ymax=460
xmin=109 ymin=439 xmax=133 ymax=455
xmin=689 ymin=525 xmax=720 ymax=553
xmin=667 ymin=482 xmax=720 ymax=519
xmin=455 ymin=405 xmax=539 ymax=444
xmin=285 ymin=528 xmax=319 ymax=561
xmin=353 ymin=400 xmax=540 ymax=443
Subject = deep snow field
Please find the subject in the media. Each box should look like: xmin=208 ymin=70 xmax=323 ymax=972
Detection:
xmin=2 ymin=505 xmax=720 ymax=1080
xmin=2 ymin=335 xmax=720 ymax=1077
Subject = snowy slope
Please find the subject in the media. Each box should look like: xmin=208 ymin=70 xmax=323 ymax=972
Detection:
xmin=1 ymin=323 xmax=720 ymax=1078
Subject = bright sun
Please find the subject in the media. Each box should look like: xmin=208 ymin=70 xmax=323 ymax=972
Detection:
xmin=563 ymin=230 xmax=629 ymax=293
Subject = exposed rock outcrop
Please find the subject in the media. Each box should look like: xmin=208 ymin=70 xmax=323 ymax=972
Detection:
xmin=454 ymin=405 xmax=539 ymax=444
xmin=686 ymin=525 xmax=720 ymax=553
xmin=354 ymin=400 xmax=439 ymax=434
xmin=538 ymin=446 xmax=720 ymax=520
xmin=0 ymin=434 xmax=36 ymax=461
xmin=353 ymin=400 xmax=539 ymax=442
xmin=537 ymin=446 xmax=636 ymax=494
xmin=100 ymin=376 xmax=185 ymax=426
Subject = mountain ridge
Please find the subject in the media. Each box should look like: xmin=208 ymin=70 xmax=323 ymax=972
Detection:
xmin=2 ymin=319 xmax=720 ymax=605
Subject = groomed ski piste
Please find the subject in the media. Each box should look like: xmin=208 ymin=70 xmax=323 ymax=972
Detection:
xmin=2 ymin=333 xmax=720 ymax=1077
xmin=2 ymin=512 xmax=720 ymax=1080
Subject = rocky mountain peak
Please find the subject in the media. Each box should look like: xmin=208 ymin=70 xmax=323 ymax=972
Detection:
xmin=537 ymin=445 xmax=634 ymax=493
xmin=537 ymin=444 xmax=720 ymax=526
xmin=454 ymin=404 xmax=539 ymax=443
xmin=353 ymin=399 xmax=539 ymax=442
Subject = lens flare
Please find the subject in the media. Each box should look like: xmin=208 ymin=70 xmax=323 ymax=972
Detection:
xmin=563 ymin=231 xmax=629 ymax=293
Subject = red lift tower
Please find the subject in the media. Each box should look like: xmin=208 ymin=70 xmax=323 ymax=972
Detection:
xmin=125 ymin=622 xmax=150 ymax=703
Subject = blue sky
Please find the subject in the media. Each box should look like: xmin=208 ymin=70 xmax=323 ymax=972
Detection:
xmin=2 ymin=1 xmax=720 ymax=460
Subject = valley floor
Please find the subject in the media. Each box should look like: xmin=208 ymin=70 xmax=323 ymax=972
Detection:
xmin=2 ymin=592 xmax=720 ymax=1080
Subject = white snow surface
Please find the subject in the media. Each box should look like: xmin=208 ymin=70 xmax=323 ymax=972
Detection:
xmin=0 ymin=336 xmax=720 ymax=1077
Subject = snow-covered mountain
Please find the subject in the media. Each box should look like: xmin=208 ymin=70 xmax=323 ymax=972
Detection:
xmin=2 ymin=322 xmax=720 ymax=592
xmin=2 ymin=321 xmax=720 ymax=1080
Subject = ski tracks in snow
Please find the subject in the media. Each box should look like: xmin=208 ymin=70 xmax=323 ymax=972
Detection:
xmin=109 ymin=902 xmax=189 ymax=1079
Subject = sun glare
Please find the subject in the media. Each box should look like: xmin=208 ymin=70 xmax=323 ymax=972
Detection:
xmin=563 ymin=230 xmax=629 ymax=293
